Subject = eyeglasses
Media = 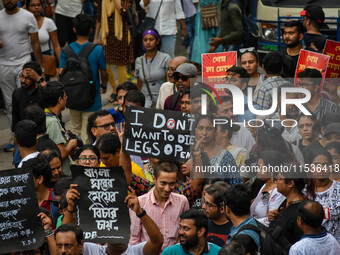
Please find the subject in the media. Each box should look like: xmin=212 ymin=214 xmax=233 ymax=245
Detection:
xmin=94 ymin=122 xmax=117 ymax=130
xmin=78 ymin=156 xmax=98 ymax=164
xmin=239 ymin=47 xmax=255 ymax=54
xmin=173 ymin=74 xmax=191 ymax=82
xmin=20 ymin=74 xmax=34 ymax=82
xmin=202 ymin=197 xmax=218 ymax=209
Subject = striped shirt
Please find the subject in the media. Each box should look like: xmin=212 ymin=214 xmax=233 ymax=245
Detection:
xmin=303 ymin=97 xmax=340 ymax=119
xmin=129 ymin=191 xmax=189 ymax=252
xmin=253 ymin=76 xmax=289 ymax=110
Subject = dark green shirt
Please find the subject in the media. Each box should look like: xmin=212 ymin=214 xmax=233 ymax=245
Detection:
xmin=218 ymin=0 xmax=244 ymax=47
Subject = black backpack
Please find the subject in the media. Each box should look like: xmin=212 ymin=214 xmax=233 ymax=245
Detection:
xmin=228 ymin=0 xmax=258 ymax=49
xmin=59 ymin=43 xmax=97 ymax=110
xmin=232 ymin=220 xmax=291 ymax=255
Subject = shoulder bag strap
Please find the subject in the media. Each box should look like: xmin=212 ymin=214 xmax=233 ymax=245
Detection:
xmin=141 ymin=56 xmax=154 ymax=102
xmin=78 ymin=43 xmax=97 ymax=59
xmin=62 ymin=45 xmax=76 ymax=59
xmin=154 ymin=0 xmax=164 ymax=21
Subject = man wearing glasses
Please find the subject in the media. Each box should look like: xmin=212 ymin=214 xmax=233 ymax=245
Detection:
xmin=298 ymin=68 xmax=340 ymax=119
xmin=202 ymin=182 xmax=232 ymax=247
xmin=87 ymin=109 xmax=117 ymax=146
xmin=164 ymin=63 xmax=197 ymax=111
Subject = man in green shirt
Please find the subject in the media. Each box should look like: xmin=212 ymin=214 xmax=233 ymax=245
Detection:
xmin=208 ymin=0 xmax=244 ymax=53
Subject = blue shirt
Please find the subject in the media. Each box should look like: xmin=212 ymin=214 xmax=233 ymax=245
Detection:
xmin=227 ymin=216 xmax=261 ymax=249
xmin=162 ymin=242 xmax=221 ymax=255
xmin=59 ymin=41 xmax=106 ymax=112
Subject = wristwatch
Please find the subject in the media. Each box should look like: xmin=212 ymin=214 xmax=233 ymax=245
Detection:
xmin=136 ymin=208 xmax=147 ymax=218
xmin=37 ymin=77 xmax=45 ymax=85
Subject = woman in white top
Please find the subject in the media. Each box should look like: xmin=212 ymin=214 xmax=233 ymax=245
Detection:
xmin=27 ymin=0 xmax=61 ymax=62
xmin=250 ymin=150 xmax=286 ymax=227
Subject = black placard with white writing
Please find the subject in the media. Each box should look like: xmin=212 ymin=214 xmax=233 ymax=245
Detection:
xmin=123 ymin=106 xmax=195 ymax=161
xmin=71 ymin=165 xmax=130 ymax=244
xmin=0 ymin=168 xmax=45 ymax=253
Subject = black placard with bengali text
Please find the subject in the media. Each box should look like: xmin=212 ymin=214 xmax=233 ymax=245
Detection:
xmin=0 ymin=168 xmax=45 ymax=253
xmin=71 ymin=165 xmax=130 ymax=244
xmin=123 ymin=106 xmax=195 ymax=161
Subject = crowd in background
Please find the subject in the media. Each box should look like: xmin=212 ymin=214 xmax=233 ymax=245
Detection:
xmin=1 ymin=0 xmax=340 ymax=254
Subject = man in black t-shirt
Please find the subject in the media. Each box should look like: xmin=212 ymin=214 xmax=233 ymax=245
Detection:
xmin=281 ymin=21 xmax=304 ymax=77
xmin=202 ymin=182 xmax=232 ymax=247
xmin=300 ymin=5 xmax=325 ymax=48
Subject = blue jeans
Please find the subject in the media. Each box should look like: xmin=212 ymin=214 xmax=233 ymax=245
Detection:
xmin=161 ymin=35 xmax=176 ymax=58
xmin=184 ymin=15 xmax=196 ymax=60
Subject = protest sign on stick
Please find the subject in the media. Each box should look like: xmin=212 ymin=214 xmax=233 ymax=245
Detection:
xmin=0 ymin=168 xmax=45 ymax=253
xmin=294 ymin=49 xmax=330 ymax=88
xmin=323 ymin=39 xmax=340 ymax=78
xmin=71 ymin=165 xmax=130 ymax=244
xmin=123 ymin=106 xmax=196 ymax=161
xmin=202 ymin=52 xmax=237 ymax=94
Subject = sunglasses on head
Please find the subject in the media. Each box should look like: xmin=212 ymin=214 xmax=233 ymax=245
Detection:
xmin=173 ymin=74 xmax=191 ymax=82
xmin=239 ymin=47 xmax=256 ymax=54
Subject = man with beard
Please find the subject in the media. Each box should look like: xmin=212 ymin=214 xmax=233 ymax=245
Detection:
xmin=281 ymin=21 xmax=304 ymax=73
xmin=164 ymin=63 xmax=197 ymax=111
xmin=203 ymin=182 xmax=233 ymax=247
xmin=12 ymin=61 xmax=46 ymax=133
xmin=0 ymin=0 xmax=42 ymax=151
xmin=163 ymin=209 xmax=221 ymax=254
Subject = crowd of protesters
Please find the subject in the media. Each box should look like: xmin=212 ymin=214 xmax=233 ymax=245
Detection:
xmin=1 ymin=0 xmax=340 ymax=254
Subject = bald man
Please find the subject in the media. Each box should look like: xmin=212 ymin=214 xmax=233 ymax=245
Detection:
xmin=156 ymin=56 xmax=189 ymax=109
xmin=289 ymin=200 xmax=340 ymax=255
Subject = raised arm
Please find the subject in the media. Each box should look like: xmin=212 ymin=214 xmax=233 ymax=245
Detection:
xmin=38 ymin=212 xmax=57 ymax=255
xmin=125 ymin=187 xmax=163 ymax=255
xmin=117 ymin=123 xmax=132 ymax=185
xmin=62 ymin=184 xmax=80 ymax=224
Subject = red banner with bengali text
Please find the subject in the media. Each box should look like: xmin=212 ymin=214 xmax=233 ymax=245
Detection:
xmin=323 ymin=39 xmax=340 ymax=78
xmin=294 ymin=49 xmax=330 ymax=87
xmin=202 ymin=52 xmax=237 ymax=94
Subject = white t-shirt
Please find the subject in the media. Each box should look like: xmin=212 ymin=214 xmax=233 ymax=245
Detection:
xmin=289 ymin=232 xmax=340 ymax=255
xmin=140 ymin=0 xmax=185 ymax=35
xmin=156 ymin=82 xmax=175 ymax=110
xmin=250 ymin=185 xmax=286 ymax=227
xmin=55 ymin=0 xmax=83 ymax=18
xmin=0 ymin=8 xmax=38 ymax=65
xmin=38 ymin=17 xmax=57 ymax=52
xmin=83 ymin=241 xmax=146 ymax=255
xmin=314 ymin=180 xmax=340 ymax=243
xmin=18 ymin=151 xmax=40 ymax=168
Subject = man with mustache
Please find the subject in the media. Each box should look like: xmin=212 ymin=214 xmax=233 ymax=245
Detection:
xmin=281 ymin=21 xmax=304 ymax=75
xmin=162 ymin=209 xmax=221 ymax=254
xmin=164 ymin=63 xmax=197 ymax=111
